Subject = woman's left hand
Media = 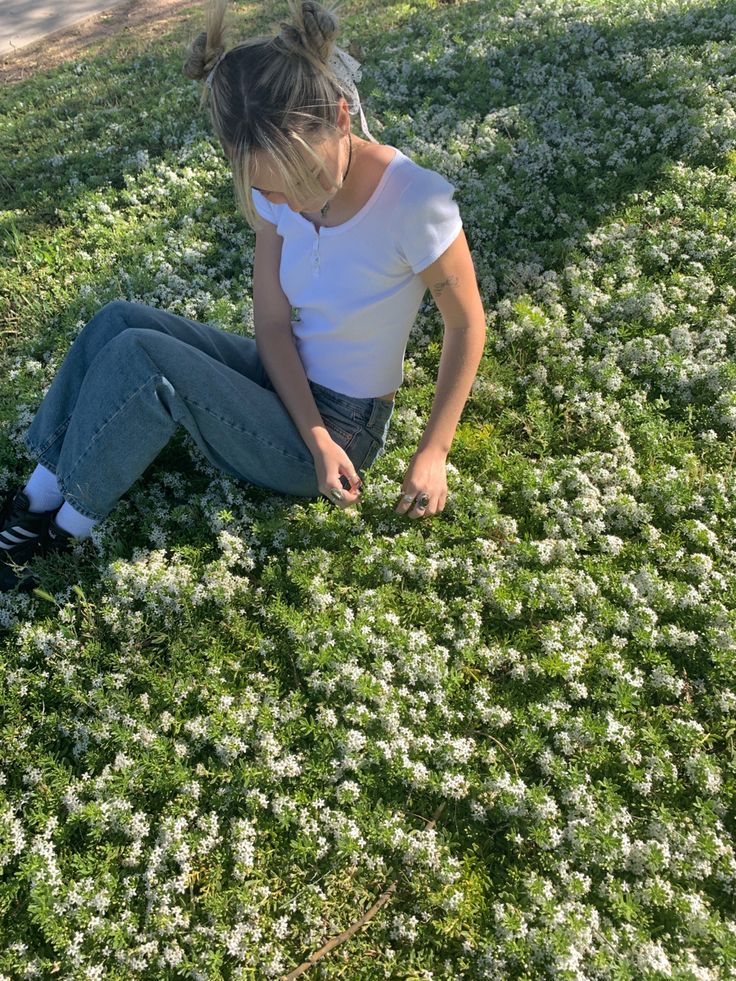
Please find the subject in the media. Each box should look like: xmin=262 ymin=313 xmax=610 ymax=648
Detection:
xmin=395 ymin=447 xmax=448 ymax=519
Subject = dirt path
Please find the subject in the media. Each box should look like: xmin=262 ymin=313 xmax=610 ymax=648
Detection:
xmin=0 ymin=0 xmax=198 ymax=84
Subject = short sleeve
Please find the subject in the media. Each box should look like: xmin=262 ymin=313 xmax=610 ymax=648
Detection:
xmin=252 ymin=188 xmax=276 ymax=225
xmin=396 ymin=169 xmax=463 ymax=274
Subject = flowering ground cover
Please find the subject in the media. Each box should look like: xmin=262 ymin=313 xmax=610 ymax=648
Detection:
xmin=2 ymin=0 xmax=736 ymax=976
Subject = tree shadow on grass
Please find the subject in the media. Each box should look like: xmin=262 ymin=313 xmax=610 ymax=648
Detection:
xmin=369 ymin=0 xmax=736 ymax=280
xmin=0 ymin=1 xmax=262 ymax=229
xmin=2 ymin=0 xmax=734 ymax=527
xmin=2 ymin=0 xmax=735 ymax=257
xmin=2 ymin=0 xmax=735 ymax=520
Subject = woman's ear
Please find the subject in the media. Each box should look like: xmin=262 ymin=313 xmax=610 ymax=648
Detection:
xmin=336 ymin=96 xmax=351 ymax=135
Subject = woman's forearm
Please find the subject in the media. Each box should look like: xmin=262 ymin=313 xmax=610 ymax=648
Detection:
xmin=416 ymin=320 xmax=487 ymax=457
xmin=255 ymin=326 xmax=332 ymax=456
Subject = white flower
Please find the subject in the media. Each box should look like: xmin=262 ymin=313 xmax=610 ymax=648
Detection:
xmin=440 ymin=772 xmax=470 ymax=799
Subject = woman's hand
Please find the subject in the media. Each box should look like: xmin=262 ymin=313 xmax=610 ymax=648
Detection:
xmin=314 ymin=437 xmax=363 ymax=509
xmin=395 ymin=447 xmax=448 ymax=519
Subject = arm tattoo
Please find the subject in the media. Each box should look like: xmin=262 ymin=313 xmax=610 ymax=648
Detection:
xmin=432 ymin=275 xmax=460 ymax=296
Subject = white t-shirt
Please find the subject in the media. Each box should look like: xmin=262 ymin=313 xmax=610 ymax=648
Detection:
xmin=251 ymin=147 xmax=463 ymax=398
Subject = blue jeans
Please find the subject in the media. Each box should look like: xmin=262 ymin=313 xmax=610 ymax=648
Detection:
xmin=22 ymin=301 xmax=394 ymax=520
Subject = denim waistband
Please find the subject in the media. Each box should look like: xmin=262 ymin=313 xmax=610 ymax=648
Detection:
xmin=308 ymin=380 xmax=395 ymax=448
xmin=309 ymin=380 xmax=394 ymax=414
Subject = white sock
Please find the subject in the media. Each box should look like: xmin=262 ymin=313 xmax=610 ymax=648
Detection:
xmin=54 ymin=502 xmax=98 ymax=540
xmin=23 ymin=463 xmax=64 ymax=513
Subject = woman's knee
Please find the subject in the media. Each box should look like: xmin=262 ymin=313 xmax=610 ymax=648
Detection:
xmin=80 ymin=299 xmax=138 ymax=349
xmin=79 ymin=301 xmax=170 ymax=364
xmin=94 ymin=299 xmax=137 ymax=326
xmin=91 ymin=327 xmax=175 ymax=382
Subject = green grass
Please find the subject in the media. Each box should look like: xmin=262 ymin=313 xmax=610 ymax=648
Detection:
xmin=2 ymin=0 xmax=736 ymax=977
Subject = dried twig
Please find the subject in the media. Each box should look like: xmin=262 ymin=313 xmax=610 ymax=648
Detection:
xmin=281 ymin=802 xmax=447 ymax=980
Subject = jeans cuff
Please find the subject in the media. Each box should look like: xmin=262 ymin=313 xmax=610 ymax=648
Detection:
xmin=55 ymin=480 xmax=107 ymax=522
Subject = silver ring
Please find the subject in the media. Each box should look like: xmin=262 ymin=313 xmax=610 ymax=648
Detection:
xmin=402 ymin=494 xmax=415 ymax=503
xmin=329 ymin=487 xmax=343 ymax=501
xmin=416 ymin=493 xmax=430 ymax=509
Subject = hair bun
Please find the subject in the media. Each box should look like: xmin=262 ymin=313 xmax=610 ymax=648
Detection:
xmin=183 ymin=29 xmax=226 ymax=81
xmin=279 ymin=1 xmax=339 ymax=63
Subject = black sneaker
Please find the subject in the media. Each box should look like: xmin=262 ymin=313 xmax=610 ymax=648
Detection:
xmin=0 ymin=489 xmax=69 ymax=592
xmin=45 ymin=516 xmax=76 ymax=553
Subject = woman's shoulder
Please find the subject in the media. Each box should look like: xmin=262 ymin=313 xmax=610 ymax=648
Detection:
xmin=350 ymin=141 xmax=402 ymax=205
xmin=363 ymin=142 xmax=399 ymax=170
xmin=380 ymin=147 xmax=456 ymax=196
xmin=362 ymin=142 xmax=450 ymax=183
xmin=382 ymin=152 xmax=458 ymax=218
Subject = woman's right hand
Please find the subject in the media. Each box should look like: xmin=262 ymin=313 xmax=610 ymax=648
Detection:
xmin=313 ymin=436 xmax=363 ymax=509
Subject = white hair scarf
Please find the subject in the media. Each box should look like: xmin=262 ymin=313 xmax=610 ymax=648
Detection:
xmin=204 ymin=50 xmax=226 ymax=89
xmin=327 ymin=45 xmax=377 ymax=142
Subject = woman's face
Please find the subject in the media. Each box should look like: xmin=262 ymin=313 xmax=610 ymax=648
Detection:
xmin=250 ymin=101 xmax=352 ymax=214
xmin=251 ymin=132 xmax=343 ymax=213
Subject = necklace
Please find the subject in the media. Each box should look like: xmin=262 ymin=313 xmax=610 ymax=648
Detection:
xmin=320 ymin=131 xmax=353 ymax=218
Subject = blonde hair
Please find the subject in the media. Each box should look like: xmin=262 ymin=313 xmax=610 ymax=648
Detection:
xmin=184 ymin=0 xmax=351 ymax=229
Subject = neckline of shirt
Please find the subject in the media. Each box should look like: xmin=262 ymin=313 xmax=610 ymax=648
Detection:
xmin=298 ymin=146 xmax=403 ymax=237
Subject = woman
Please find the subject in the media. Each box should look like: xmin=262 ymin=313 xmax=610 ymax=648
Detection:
xmin=0 ymin=0 xmax=486 ymax=591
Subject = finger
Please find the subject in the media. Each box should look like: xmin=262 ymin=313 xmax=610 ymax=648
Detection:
xmin=338 ymin=463 xmax=363 ymax=498
xmin=325 ymin=484 xmax=346 ymax=506
xmin=344 ymin=468 xmax=364 ymax=496
xmin=422 ymin=493 xmax=443 ymax=518
xmin=327 ymin=485 xmax=348 ymax=506
xmin=326 ymin=474 xmax=362 ymax=509
xmin=395 ymin=491 xmax=417 ymax=514
xmin=336 ymin=482 xmax=361 ymax=506
xmin=408 ymin=492 xmax=431 ymax=519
